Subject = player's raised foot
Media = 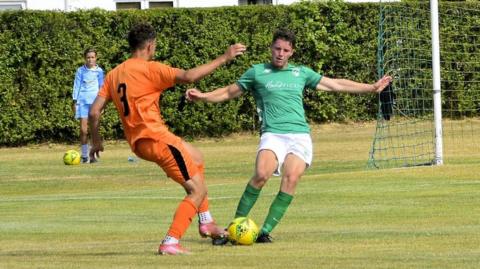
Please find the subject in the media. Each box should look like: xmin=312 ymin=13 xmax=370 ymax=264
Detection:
xmin=81 ymin=156 xmax=89 ymax=163
xmin=256 ymin=232 xmax=273 ymax=243
xmin=158 ymin=243 xmax=190 ymax=255
xmin=199 ymin=222 xmax=228 ymax=239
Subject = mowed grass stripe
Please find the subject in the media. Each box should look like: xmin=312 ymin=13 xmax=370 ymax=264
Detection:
xmin=0 ymin=123 xmax=479 ymax=269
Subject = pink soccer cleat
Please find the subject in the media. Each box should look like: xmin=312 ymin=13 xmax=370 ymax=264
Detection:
xmin=158 ymin=243 xmax=190 ymax=255
xmin=198 ymin=222 xmax=228 ymax=239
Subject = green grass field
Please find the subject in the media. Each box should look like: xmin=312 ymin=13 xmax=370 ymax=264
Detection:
xmin=1 ymin=123 xmax=479 ymax=269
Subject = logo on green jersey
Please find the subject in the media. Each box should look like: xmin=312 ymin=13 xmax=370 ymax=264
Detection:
xmin=292 ymin=68 xmax=300 ymax=77
xmin=265 ymin=80 xmax=302 ymax=90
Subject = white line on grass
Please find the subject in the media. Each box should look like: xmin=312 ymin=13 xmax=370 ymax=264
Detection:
xmin=0 ymin=192 xmax=278 ymax=203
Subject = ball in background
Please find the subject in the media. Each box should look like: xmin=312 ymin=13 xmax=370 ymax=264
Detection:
xmin=227 ymin=217 xmax=259 ymax=245
xmin=63 ymin=149 xmax=81 ymax=165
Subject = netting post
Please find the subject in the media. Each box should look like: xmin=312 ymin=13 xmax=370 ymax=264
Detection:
xmin=430 ymin=0 xmax=443 ymax=165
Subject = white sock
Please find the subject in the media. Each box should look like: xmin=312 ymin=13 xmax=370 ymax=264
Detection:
xmin=198 ymin=211 xmax=213 ymax=224
xmin=81 ymin=144 xmax=88 ymax=157
xmin=162 ymin=235 xmax=179 ymax=245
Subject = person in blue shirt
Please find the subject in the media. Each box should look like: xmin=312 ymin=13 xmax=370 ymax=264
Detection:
xmin=72 ymin=48 xmax=104 ymax=163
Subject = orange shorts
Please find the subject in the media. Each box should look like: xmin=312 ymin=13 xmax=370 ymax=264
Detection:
xmin=133 ymin=135 xmax=199 ymax=184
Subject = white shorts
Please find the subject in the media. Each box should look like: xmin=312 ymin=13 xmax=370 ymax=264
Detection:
xmin=257 ymin=132 xmax=313 ymax=176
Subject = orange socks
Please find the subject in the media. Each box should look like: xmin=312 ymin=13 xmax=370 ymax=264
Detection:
xmin=166 ymin=163 xmax=214 ymax=240
xmin=196 ymin=163 xmax=209 ymax=214
xmin=198 ymin=196 xmax=209 ymax=212
xmin=196 ymin=163 xmax=214 ymax=223
xmin=167 ymin=197 xmax=198 ymax=239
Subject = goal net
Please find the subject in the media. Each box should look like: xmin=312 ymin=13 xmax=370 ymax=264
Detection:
xmin=368 ymin=1 xmax=480 ymax=169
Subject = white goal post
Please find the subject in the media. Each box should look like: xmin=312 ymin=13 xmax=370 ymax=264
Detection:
xmin=368 ymin=0 xmax=480 ymax=169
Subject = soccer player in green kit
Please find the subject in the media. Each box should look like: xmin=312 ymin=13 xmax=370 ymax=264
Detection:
xmin=186 ymin=28 xmax=392 ymax=243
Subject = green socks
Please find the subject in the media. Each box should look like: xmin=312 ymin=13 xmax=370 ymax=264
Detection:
xmin=260 ymin=191 xmax=293 ymax=235
xmin=234 ymin=184 xmax=261 ymax=218
xmin=235 ymin=185 xmax=293 ymax=235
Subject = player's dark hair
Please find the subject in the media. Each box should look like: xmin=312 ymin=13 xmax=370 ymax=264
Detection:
xmin=272 ymin=28 xmax=296 ymax=48
xmin=128 ymin=23 xmax=157 ymax=51
xmin=83 ymin=48 xmax=97 ymax=57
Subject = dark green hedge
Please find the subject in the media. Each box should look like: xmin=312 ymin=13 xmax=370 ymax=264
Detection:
xmin=0 ymin=1 xmax=457 ymax=146
xmin=0 ymin=1 xmax=382 ymax=146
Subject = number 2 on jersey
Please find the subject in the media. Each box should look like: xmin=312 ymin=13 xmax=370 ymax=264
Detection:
xmin=117 ymin=83 xmax=130 ymax=117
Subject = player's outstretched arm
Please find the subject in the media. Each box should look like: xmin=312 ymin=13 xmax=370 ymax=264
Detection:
xmin=88 ymin=96 xmax=107 ymax=161
xmin=176 ymin=43 xmax=246 ymax=84
xmin=186 ymin=83 xmax=243 ymax=103
xmin=316 ymin=75 xmax=392 ymax=94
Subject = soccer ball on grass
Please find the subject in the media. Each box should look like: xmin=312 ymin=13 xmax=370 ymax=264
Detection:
xmin=227 ymin=217 xmax=259 ymax=245
xmin=63 ymin=149 xmax=81 ymax=165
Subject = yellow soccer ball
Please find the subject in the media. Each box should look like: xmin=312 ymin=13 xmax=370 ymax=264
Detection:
xmin=227 ymin=217 xmax=259 ymax=245
xmin=63 ymin=149 xmax=81 ymax=165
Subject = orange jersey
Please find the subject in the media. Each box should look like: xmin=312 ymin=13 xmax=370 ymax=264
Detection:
xmin=98 ymin=58 xmax=180 ymax=150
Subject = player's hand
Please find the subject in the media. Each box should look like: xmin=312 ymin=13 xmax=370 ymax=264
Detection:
xmin=72 ymin=102 xmax=76 ymax=114
xmin=223 ymin=43 xmax=246 ymax=62
xmin=185 ymin=88 xmax=205 ymax=102
xmin=372 ymin=75 xmax=393 ymax=93
xmin=89 ymin=141 xmax=104 ymax=162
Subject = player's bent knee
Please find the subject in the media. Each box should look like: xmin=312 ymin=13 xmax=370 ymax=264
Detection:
xmin=251 ymin=173 xmax=271 ymax=187
xmin=184 ymin=175 xmax=207 ymax=205
xmin=283 ymin=173 xmax=301 ymax=186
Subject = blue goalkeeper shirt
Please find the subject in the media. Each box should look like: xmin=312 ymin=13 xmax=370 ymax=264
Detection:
xmin=72 ymin=65 xmax=104 ymax=105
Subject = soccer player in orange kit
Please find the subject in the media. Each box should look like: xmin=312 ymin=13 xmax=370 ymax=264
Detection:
xmin=88 ymin=23 xmax=246 ymax=255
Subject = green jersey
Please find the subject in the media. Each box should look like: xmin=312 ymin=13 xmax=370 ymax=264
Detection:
xmin=237 ymin=63 xmax=322 ymax=134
